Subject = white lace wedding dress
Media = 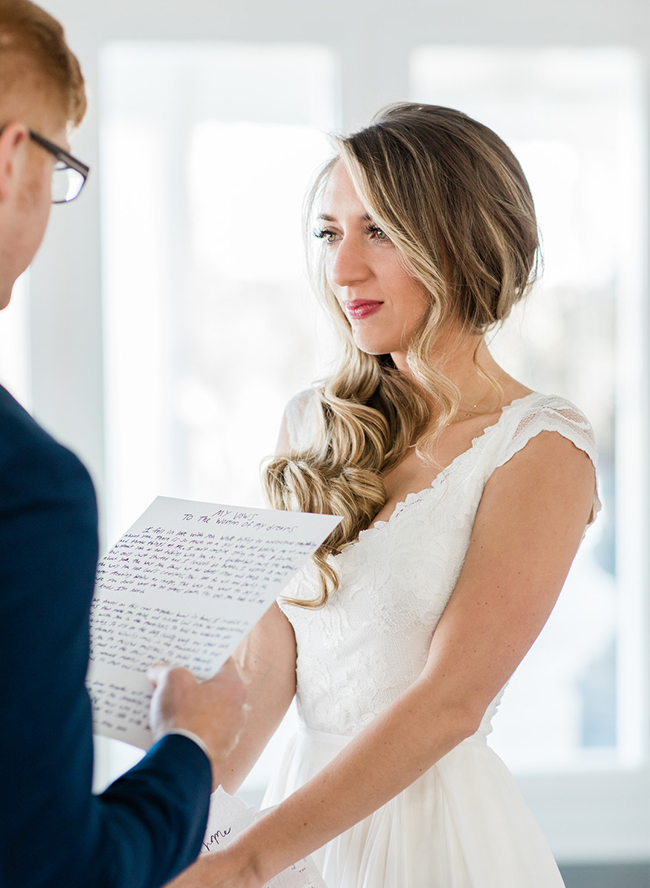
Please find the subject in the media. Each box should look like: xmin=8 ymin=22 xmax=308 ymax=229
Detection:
xmin=262 ymin=391 xmax=599 ymax=888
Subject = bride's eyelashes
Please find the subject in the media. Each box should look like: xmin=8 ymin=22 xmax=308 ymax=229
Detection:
xmin=365 ymin=224 xmax=391 ymax=242
xmin=313 ymin=225 xmax=392 ymax=244
xmin=314 ymin=227 xmax=338 ymax=243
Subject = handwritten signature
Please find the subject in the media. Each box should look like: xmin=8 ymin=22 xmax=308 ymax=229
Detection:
xmin=201 ymin=828 xmax=232 ymax=853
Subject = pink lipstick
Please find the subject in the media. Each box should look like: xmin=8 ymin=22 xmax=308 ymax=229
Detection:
xmin=345 ymin=300 xmax=383 ymax=320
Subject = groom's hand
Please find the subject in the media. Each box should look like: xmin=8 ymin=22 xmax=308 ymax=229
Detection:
xmin=148 ymin=659 xmax=247 ymax=769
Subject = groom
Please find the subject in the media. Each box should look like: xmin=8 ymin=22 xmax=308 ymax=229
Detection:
xmin=0 ymin=2 xmax=247 ymax=887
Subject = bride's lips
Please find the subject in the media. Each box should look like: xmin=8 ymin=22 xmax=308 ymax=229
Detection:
xmin=345 ymin=300 xmax=383 ymax=320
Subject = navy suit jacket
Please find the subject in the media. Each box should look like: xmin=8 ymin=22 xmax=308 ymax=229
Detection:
xmin=0 ymin=385 xmax=212 ymax=888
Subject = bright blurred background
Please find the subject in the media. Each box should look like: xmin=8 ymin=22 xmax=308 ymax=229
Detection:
xmin=1 ymin=1 xmax=648 ymax=885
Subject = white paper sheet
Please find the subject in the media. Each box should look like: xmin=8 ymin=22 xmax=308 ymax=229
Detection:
xmin=87 ymin=496 xmax=340 ymax=749
xmin=201 ymin=788 xmax=327 ymax=888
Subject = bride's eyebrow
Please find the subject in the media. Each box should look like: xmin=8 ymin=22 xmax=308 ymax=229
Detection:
xmin=317 ymin=212 xmax=373 ymax=222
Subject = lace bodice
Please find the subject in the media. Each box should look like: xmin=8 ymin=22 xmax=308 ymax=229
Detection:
xmin=279 ymin=392 xmax=599 ymax=739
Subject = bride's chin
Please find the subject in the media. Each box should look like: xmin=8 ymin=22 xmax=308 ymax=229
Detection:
xmin=351 ymin=333 xmax=398 ymax=357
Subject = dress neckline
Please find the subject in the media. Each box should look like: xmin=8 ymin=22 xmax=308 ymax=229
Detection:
xmin=355 ymin=391 xmax=541 ymax=542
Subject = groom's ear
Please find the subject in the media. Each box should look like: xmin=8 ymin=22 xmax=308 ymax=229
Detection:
xmin=0 ymin=122 xmax=30 ymax=202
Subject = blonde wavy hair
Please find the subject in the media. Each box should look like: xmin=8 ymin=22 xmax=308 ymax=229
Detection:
xmin=264 ymin=103 xmax=539 ymax=607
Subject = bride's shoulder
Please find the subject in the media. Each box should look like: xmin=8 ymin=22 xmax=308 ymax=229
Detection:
xmin=282 ymin=388 xmax=320 ymax=453
xmin=504 ymin=392 xmax=596 ymax=447
xmin=493 ymin=392 xmax=599 ymax=518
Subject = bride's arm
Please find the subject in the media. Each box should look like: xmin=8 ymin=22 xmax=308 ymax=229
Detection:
xmin=172 ymin=430 xmax=596 ymax=888
xmin=212 ymin=407 xmax=298 ymax=793
xmin=217 ymin=602 xmax=297 ymax=793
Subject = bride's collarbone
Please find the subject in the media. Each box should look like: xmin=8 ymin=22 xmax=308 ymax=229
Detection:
xmin=378 ymin=410 xmax=502 ymax=512
xmin=371 ymin=384 xmax=534 ymax=526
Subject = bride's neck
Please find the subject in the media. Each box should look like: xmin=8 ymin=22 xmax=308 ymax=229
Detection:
xmin=392 ymin=327 xmax=508 ymax=415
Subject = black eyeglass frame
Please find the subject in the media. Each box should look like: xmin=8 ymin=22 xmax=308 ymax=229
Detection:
xmin=28 ymin=130 xmax=89 ymax=203
xmin=0 ymin=125 xmax=90 ymax=203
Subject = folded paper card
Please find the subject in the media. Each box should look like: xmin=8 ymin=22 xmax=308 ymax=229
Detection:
xmin=200 ymin=788 xmax=327 ymax=888
xmin=87 ymin=496 xmax=340 ymax=749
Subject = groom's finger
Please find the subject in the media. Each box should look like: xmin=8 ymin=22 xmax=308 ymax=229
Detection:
xmin=147 ymin=662 xmax=171 ymax=687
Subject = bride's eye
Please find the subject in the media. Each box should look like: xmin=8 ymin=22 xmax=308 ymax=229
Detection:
xmin=314 ymin=228 xmax=338 ymax=244
xmin=366 ymin=225 xmax=390 ymax=242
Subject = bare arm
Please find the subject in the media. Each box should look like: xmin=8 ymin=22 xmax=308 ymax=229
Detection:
xmin=211 ymin=408 xmax=298 ymax=793
xmin=218 ymin=602 xmax=297 ymax=793
xmin=169 ymin=432 xmax=595 ymax=887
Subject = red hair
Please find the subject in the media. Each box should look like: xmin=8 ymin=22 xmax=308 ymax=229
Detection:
xmin=0 ymin=0 xmax=86 ymax=126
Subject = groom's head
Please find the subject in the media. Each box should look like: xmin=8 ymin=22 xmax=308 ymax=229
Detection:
xmin=0 ymin=0 xmax=86 ymax=309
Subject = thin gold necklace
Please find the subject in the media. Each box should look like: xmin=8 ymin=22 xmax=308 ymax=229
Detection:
xmin=455 ymin=399 xmax=484 ymax=420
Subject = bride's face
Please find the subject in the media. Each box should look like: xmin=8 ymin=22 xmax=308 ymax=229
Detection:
xmin=316 ymin=162 xmax=430 ymax=368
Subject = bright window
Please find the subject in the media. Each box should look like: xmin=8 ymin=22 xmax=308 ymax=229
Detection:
xmin=101 ymin=42 xmax=338 ymax=543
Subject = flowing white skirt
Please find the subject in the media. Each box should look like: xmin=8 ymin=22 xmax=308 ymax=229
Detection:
xmin=262 ymin=726 xmax=566 ymax=888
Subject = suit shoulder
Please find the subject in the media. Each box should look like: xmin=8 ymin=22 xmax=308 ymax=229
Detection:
xmin=0 ymin=385 xmax=95 ymax=509
xmin=0 ymin=385 xmax=63 ymax=459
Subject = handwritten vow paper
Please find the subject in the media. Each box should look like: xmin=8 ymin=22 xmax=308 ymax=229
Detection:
xmin=87 ymin=496 xmax=340 ymax=749
xmin=201 ymin=789 xmax=327 ymax=888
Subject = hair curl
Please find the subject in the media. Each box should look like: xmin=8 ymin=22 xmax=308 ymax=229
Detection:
xmin=264 ymin=103 xmax=539 ymax=607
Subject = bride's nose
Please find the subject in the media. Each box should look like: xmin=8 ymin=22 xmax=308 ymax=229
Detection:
xmin=329 ymin=235 xmax=371 ymax=289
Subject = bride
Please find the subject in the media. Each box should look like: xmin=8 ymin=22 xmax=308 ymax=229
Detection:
xmin=172 ymin=103 xmax=599 ymax=887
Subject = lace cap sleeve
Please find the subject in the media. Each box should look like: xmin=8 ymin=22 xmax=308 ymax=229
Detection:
xmin=495 ymin=395 xmax=601 ymax=524
xmin=284 ymin=389 xmax=319 ymax=452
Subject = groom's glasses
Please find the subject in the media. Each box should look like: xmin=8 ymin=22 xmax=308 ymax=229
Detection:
xmin=28 ymin=130 xmax=89 ymax=203
xmin=0 ymin=126 xmax=90 ymax=203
